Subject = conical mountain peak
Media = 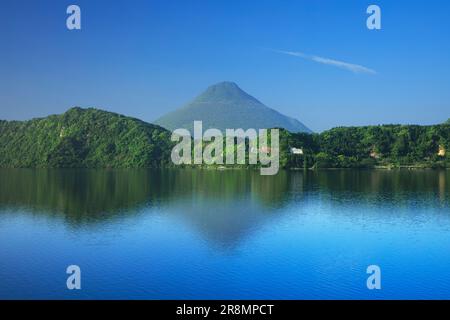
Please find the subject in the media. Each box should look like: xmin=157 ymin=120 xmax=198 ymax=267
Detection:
xmin=193 ymin=81 xmax=260 ymax=105
xmin=155 ymin=82 xmax=312 ymax=134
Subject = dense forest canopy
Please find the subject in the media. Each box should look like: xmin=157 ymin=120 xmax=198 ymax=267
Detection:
xmin=0 ymin=107 xmax=174 ymax=168
xmin=0 ymin=107 xmax=449 ymax=169
xmin=282 ymin=123 xmax=449 ymax=169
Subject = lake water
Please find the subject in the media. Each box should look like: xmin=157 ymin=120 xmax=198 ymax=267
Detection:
xmin=0 ymin=168 xmax=449 ymax=299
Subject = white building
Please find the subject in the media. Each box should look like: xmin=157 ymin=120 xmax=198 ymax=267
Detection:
xmin=290 ymin=147 xmax=304 ymax=155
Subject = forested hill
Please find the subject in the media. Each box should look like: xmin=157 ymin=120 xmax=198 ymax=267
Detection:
xmin=280 ymin=123 xmax=450 ymax=169
xmin=0 ymin=107 xmax=174 ymax=168
xmin=0 ymin=107 xmax=449 ymax=169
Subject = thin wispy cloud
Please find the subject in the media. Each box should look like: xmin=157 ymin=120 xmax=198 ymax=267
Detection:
xmin=272 ymin=49 xmax=377 ymax=75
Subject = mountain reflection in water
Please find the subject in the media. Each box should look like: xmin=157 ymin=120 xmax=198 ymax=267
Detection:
xmin=0 ymin=168 xmax=449 ymax=299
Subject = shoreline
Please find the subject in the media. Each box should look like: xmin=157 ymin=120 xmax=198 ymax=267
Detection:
xmin=1 ymin=166 xmax=448 ymax=171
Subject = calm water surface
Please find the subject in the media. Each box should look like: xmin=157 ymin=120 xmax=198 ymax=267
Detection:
xmin=0 ymin=169 xmax=449 ymax=299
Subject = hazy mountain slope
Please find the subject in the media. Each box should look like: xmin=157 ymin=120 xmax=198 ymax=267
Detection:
xmin=155 ymin=82 xmax=312 ymax=133
xmin=0 ymin=107 xmax=174 ymax=168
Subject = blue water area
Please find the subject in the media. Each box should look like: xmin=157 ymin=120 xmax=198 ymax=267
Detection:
xmin=0 ymin=168 xmax=449 ymax=299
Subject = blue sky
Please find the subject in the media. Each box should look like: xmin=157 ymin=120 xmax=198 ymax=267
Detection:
xmin=1 ymin=0 xmax=449 ymax=132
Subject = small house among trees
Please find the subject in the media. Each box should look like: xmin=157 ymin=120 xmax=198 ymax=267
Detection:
xmin=370 ymin=149 xmax=380 ymax=159
xmin=290 ymin=147 xmax=304 ymax=155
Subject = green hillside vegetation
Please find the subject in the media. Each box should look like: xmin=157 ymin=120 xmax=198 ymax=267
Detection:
xmin=0 ymin=107 xmax=449 ymax=169
xmin=0 ymin=107 xmax=174 ymax=168
xmin=280 ymin=124 xmax=450 ymax=169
